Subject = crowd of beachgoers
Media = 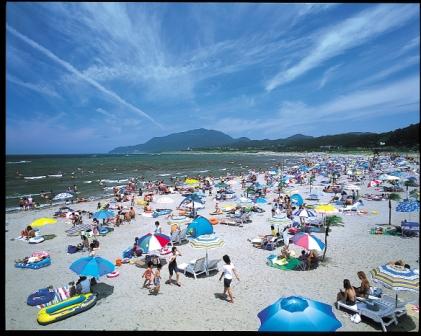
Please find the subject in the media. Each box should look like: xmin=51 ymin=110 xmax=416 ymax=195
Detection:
xmin=5 ymin=152 xmax=420 ymax=331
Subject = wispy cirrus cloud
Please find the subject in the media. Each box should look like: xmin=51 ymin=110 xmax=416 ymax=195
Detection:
xmin=212 ymin=75 xmax=419 ymax=137
xmin=7 ymin=74 xmax=61 ymax=98
xmin=265 ymin=4 xmax=418 ymax=91
xmin=6 ymin=23 xmax=163 ymax=129
xmin=318 ymin=64 xmax=342 ymax=89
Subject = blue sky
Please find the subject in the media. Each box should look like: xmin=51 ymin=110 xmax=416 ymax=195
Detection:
xmin=6 ymin=3 xmax=420 ymax=154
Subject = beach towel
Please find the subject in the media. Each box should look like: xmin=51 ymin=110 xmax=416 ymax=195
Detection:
xmin=266 ymin=255 xmax=300 ymax=271
xmin=36 ymin=285 xmax=71 ymax=309
xmin=65 ymin=223 xmax=92 ymax=236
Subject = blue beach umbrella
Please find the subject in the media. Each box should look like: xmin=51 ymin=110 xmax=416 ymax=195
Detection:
xmin=93 ymin=209 xmax=115 ymax=220
xmin=258 ymin=296 xmax=342 ymax=331
xmin=396 ymin=200 xmax=419 ymax=221
xmin=69 ymin=256 xmax=115 ymax=279
xmin=290 ymin=193 xmax=304 ymax=206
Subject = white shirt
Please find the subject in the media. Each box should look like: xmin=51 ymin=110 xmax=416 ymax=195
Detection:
xmin=222 ymin=263 xmax=235 ymax=280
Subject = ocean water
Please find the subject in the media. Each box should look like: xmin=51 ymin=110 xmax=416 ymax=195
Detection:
xmin=6 ymin=153 xmax=302 ymax=210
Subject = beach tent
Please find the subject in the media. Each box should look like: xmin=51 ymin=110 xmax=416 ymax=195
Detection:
xmin=186 ymin=216 xmax=214 ymax=238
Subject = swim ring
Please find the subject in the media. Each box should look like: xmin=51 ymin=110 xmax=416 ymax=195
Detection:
xmin=106 ymin=270 xmax=120 ymax=278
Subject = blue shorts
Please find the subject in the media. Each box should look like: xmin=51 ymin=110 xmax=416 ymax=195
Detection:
xmin=224 ymin=278 xmax=232 ymax=288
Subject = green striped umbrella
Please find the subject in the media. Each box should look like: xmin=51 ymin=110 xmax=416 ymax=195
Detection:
xmin=189 ymin=234 xmax=224 ymax=270
xmin=370 ymin=263 xmax=419 ymax=307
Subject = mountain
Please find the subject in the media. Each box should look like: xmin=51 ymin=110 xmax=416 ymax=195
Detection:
xmin=109 ymin=123 xmax=419 ymax=154
xmin=109 ymin=128 xmax=250 ymax=153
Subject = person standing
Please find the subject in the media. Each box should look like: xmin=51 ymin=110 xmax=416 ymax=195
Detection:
xmin=219 ymin=255 xmax=240 ymax=303
xmin=167 ymin=246 xmax=182 ymax=287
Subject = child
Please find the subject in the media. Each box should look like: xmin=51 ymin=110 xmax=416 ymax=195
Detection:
xmin=149 ymin=264 xmax=162 ymax=295
xmin=142 ymin=261 xmax=154 ymax=288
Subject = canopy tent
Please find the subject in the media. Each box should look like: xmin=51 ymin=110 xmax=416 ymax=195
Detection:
xmin=186 ymin=216 xmax=214 ymax=238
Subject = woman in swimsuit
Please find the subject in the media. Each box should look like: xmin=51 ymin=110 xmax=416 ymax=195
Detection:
xmin=337 ymin=279 xmax=356 ymax=305
xmin=167 ymin=246 xmax=182 ymax=287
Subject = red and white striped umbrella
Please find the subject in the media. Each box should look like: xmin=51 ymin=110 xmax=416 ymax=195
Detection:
xmin=367 ymin=180 xmax=382 ymax=187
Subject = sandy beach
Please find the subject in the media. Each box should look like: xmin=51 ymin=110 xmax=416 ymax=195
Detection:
xmin=5 ymin=158 xmax=419 ymax=331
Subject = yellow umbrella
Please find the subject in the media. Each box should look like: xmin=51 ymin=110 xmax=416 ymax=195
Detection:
xmin=31 ymin=217 xmax=57 ymax=228
xmin=185 ymin=178 xmax=200 ymax=185
xmin=314 ymin=204 xmax=339 ymax=215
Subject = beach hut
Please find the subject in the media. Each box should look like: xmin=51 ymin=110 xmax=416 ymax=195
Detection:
xmin=186 ymin=216 xmax=214 ymax=238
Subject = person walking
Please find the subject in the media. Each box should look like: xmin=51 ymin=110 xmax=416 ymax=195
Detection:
xmin=167 ymin=246 xmax=182 ymax=287
xmin=219 ymin=255 xmax=240 ymax=303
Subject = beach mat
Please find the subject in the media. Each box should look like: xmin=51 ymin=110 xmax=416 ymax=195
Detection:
xmin=267 ymin=255 xmax=300 ymax=270
xmin=65 ymin=223 xmax=92 ymax=236
xmin=36 ymin=285 xmax=70 ymax=309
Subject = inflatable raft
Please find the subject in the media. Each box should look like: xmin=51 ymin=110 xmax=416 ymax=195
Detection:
xmin=27 ymin=288 xmax=56 ymax=306
xmin=15 ymin=256 xmax=51 ymax=269
xmin=37 ymin=293 xmax=97 ymax=325
xmin=152 ymin=208 xmax=172 ymax=218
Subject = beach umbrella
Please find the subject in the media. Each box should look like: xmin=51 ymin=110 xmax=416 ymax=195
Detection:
xmin=370 ymin=263 xmax=419 ymax=307
xmin=69 ymin=255 xmax=115 ymax=279
xmin=93 ymin=209 xmax=115 ymax=220
xmin=314 ymin=204 xmax=339 ymax=215
xmin=185 ymin=178 xmax=200 ymax=185
xmin=290 ymin=194 xmax=304 ymax=206
xmin=257 ymin=295 xmax=342 ymax=331
xmin=368 ymin=180 xmax=382 ymax=187
xmin=137 ymin=233 xmax=171 ymax=253
xmin=293 ymin=208 xmax=317 ymax=218
xmin=52 ymin=192 xmax=74 ymax=201
xmin=395 ymin=200 xmax=419 ymax=221
xmin=189 ymin=234 xmax=224 ymax=272
xmin=156 ymin=196 xmax=174 ymax=204
xmin=292 ymin=232 xmax=325 ymax=252
xmin=31 ymin=217 xmax=57 ymax=228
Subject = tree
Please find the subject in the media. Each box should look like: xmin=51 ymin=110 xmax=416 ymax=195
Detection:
xmin=409 ymin=189 xmax=420 ymax=201
xmin=322 ymin=215 xmax=344 ymax=261
xmin=387 ymin=193 xmax=401 ymax=226
xmin=404 ymin=179 xmax=417 ymax=200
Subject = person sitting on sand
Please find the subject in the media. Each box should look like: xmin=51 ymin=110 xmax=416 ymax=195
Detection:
xmin=142 ymin=261 xmax=154 ymax=288
xmin=21 ymin=225 xmax=36 ymax=239
xmin=76 ymin=276 xmax=91 ymax=294
xmin=353 ymin=271 xmax=370 ymax=298
xmin=277 ymin=245 xmax=291 ymax=260
xmin=337 ymin=279 xmax=357 ymax=305
xmin=77 ymin=235 xmax=90 ymax=252
xmin=307 ymin=250 xmax=319 ymax=269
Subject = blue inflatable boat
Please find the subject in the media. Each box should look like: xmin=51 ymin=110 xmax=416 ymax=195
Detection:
xmin=15 ymin=256 xmax=51 ymax=269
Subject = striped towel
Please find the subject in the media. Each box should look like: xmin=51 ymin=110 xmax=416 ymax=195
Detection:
xmin=65 ymin=223 xmax=92 ymax=236
xmin=37 ymin=286 xmax=70 ymax=309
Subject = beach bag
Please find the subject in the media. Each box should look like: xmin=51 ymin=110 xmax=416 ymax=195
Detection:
xmin=115 ymin=258 xmax=122 ymax=267
xmin=67 ymin=245 xmax=78 ymax=254
xmin=369 ymin=287 xmax=382 ymax=298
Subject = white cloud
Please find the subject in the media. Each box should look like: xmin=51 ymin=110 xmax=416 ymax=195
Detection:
xmin=266 ymin=4 xmax=418 ymax=91
xmin=7 ymin=74 xmax=61 ymax=98
xmin=211 ymin=76 xmax=419 ymax=137
xmin=6 ymin=24 xmax=163 ymax=129
xmin=318 ymin=64 xmax=342 ymax=89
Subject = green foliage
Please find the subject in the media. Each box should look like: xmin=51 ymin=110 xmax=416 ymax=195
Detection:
xmin=409 ymin=189 xmax=420 ymax=201
xmin=325 ymin=215 xmax=344 ymax=227
xmin=388 ymin=193 xmax=401 ymax=201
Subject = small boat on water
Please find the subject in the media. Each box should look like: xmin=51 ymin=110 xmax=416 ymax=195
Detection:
xmin=24 ymin=176 xmax=46 ymax=180
xmin=48 ymin=174 xmax=63 ymax=178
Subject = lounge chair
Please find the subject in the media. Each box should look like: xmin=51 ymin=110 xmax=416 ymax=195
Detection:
xmin=336 ymin=298 xmax=398 ymax=332
xmin=361 ymin=294 xmax=410 ymax=318
xmin=401 ymin=221 xmax=419 ymax=237
xmin=206 ymin=258 xmax=220 ymax=274
xmin=177 ymin=257 xmax=207 ymax=279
